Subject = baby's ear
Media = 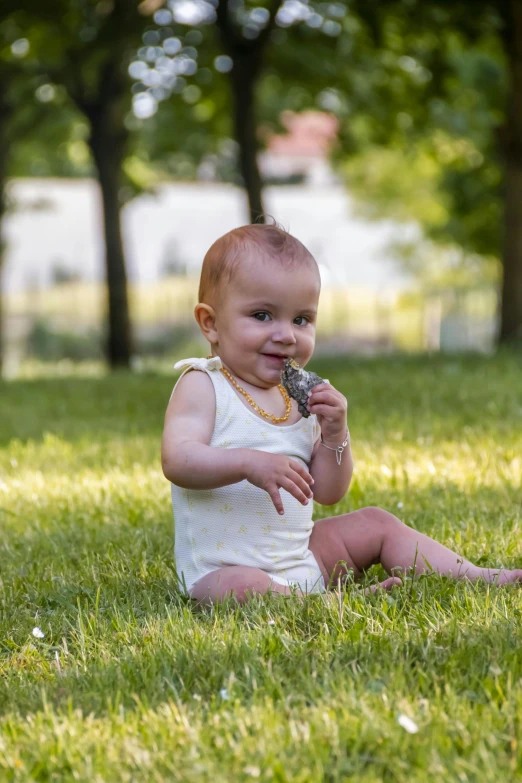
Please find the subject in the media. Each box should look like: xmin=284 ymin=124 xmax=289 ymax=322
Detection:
xmin=194 ymin=303 xmax=218 ymax=342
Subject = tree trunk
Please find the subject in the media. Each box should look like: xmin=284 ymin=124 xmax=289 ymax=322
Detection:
xmin=215 ymin=0 xmax=284 ymax=224
xmin=230 ymin=54 xmax=265 ymax=223
xmin=499 ymin=0 xmax=522 ymax=345
xmin=0 ymin=79 xmax=10 ymax=379
xmin=88 ymin=117 xmax=133 ymax=368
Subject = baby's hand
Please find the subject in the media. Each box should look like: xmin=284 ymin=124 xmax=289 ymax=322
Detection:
xmin=306 ymin=382 xmax=348 ymax=443
xmin=243 ymin=451 xmax=314 ymax=515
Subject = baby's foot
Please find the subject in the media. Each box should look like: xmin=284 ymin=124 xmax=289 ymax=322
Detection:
xmin=363 ymin=576 xmax=403 ymax=595
xmin=481 ymin=568 xmax=522 ymax=585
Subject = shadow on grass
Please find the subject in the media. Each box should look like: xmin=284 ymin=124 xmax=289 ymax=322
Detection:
xmin=0 ymin=372 xmax=174 ymax=446
xmin=1 ymin=476 xmax=522 ymax=719
xmin=1 ymin=351 xmax=521 ymax=448
xmin=1 ymin=481 xmax=520 ymax=572
xmin=2 ymin=577 xmax=522 ymax=719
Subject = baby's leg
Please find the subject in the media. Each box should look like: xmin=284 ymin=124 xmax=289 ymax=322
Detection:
xmin=309 ymin=506 xmax=522 ymax=587
xmin=190 ymin=566 xmax=298 ymax=607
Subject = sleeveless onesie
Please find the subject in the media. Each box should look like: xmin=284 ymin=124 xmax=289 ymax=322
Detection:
xmin=169 ymin=356 xmax=326 ymax=596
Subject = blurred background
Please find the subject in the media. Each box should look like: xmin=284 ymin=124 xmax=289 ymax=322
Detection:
xmin=1 ymin=0 xmax=521 ymax=377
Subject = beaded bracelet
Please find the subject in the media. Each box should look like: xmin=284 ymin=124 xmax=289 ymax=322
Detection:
xmin=320 ymin=431 xmax=350 ymax=466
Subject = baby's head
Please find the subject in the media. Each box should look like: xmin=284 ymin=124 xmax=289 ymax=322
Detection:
xmin=194 ymin=223 xmax=321 ymax=389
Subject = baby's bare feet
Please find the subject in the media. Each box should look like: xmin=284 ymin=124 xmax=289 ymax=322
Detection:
xmin=482 ymin=568 xmax=522 ymax=585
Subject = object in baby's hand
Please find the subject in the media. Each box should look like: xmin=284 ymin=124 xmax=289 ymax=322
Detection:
xmin=280 ymin=359 xmax=325 ymax=418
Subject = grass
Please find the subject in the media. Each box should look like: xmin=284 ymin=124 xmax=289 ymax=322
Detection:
xmin=1 ymin=350 xmax=521 ymax=781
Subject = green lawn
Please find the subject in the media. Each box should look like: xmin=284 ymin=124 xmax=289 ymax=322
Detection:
xmin=1 ymin=352 xmax=521 ymax=782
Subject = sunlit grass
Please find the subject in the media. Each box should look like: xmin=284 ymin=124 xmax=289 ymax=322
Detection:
xmin=1 ymin=351 xmax=521 ymax=781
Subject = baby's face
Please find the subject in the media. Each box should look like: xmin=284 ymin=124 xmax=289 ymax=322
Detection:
xmin=214 ymin=256 xmax=320 ymax=389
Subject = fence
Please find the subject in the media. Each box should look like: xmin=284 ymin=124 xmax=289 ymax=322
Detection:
xmin=4 ymin=278 xmax=499 ymax=372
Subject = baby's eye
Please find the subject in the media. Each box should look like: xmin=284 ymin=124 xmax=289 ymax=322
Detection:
xmin=252 ymin=312 xmax=310 ymax=326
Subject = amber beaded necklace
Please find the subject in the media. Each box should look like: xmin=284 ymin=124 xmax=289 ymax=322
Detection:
xmin=207 ymin=355 xmax=292 ymax=423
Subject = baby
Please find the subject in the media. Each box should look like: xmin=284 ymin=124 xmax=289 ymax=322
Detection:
xmin=162 ymin=223 xmax=522 ymax=606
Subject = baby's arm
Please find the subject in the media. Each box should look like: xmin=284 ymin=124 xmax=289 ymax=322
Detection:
xmin=162 ymin=370 xmax=250 ymax=489
xmin=308 ymin=432 xmax=354 ymax=505
xmin=162 ymin=369 xmax=314 ymax=512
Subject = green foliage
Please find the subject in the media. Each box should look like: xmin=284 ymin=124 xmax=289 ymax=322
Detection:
xmin=337 ymin=4 xmax=508 ymax=265
xmin=134 ymin=323 xmax=201 ymax=358
xmin=1 ymin=0 xmax=515 ymax=300
xmin=129 ymin=4 xmax=345 ymax=178
xmin=0 ymin=12 xmax=88 ymax=178
xmin=1 ymin=353 xmax=522 ymax=777
xmin=25 ymin=319 xmax=202 ymax=362
xmin=2 ymin=1 xmax=155 ymax=191
xmin=26 ymin=320 xmax=104 ymax=362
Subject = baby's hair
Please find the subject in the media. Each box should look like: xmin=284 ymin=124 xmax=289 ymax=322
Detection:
xmin=198 ymin=220 xmax=318 ymax=306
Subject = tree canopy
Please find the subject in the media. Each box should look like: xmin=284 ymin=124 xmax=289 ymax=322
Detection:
xmin=2 ymin=0 xmax=522 ymax=358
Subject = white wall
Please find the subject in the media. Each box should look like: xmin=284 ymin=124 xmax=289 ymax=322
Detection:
xmin=3 ymin=178 xmax=415 ymax=294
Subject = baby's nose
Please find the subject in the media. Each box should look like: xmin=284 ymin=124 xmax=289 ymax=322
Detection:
xmin=273 ymin=325 xmax=297 ymax=341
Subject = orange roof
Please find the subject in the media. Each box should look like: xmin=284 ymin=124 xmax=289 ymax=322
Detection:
xmin=266 ymin=111 xmax=339 ymax=157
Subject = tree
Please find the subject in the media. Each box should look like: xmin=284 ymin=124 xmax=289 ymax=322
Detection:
xmin=0 ymin=72 xmax=11 ymax=377
xmin=0 ymin=18 xmax=76 ymax=376
xmin=213 ymin=0 xmax=282 ymax=222
xmin=497 ymin=0 xmax=522 ymax=343
xmin=334 ymin=0 xmax=522 ymax=346
xmin=132 ymin=0 xmax=350 ymax=222
xmin=8 ymin=0 xmax=157 ymax=368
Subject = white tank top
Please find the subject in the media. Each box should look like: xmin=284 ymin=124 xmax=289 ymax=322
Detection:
xmin=169 ymin=355 xmax=326 ymax=596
